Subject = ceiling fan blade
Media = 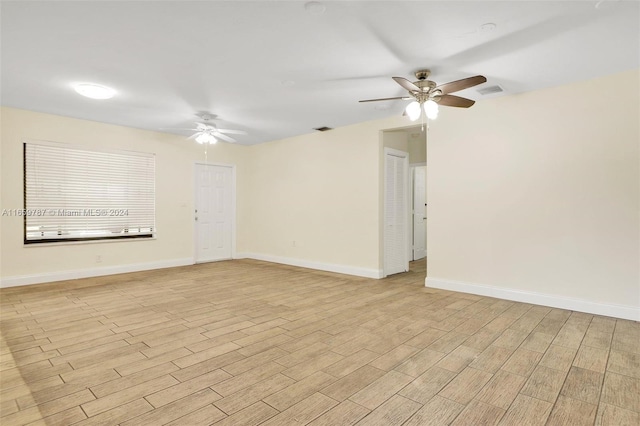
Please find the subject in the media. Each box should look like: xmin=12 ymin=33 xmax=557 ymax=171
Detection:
xmin=213 ymin=132 xmax=237 ymax=143
xmin=216 ymin=129 xmax=247 ymax=135
xmin=437 ymin=94 xmax=476 ymax=108
xmin=187 ymin=132 xmax=201 ymax=140
xmin=392 ymin=77 xmax=421 ymax=92
xmin=359 ymin=96 xmax=411 ymax=103
xmin=196 ymin=123 xmax=215 ymax=131
xmin=436 ymin=75 xmax=487 ymax=94
xmin=160 ymin=128 xmax=199 ymax=131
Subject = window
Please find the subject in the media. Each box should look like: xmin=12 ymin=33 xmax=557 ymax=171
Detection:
xmin=24 ymin=141 xmax=155 ymax=244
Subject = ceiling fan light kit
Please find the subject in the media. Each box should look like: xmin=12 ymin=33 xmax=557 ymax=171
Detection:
xmin=405 ymin=101 xmax=421 ymax=121
xmin=423 ymin=100 xmax=439 ymax=120
xmin=195 ymin=133 xmax=217 ymax=144
xmin=360 ymin=69 xmax=486 ymax=121
xmin=404 ymin=99 xmax=439 ymax=121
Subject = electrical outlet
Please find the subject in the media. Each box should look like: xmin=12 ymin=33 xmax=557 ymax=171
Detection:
xmin=96 ymin=255 xmax=102 ymax=263
xmin=292 ymin=240 xmax=296 ymax=247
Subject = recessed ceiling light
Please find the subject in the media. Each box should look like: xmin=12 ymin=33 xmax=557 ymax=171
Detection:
xmin=304 ymin=1 xmax=326 ymax=15
xmin=73 ymin=83 xmax=115 ymax=100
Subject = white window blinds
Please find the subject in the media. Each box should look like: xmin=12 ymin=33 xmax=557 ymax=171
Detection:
xmin=24 ymin=141 xmax=155 ymax=243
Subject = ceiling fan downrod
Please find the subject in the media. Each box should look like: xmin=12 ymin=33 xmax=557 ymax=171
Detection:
xmin=415 ymin=69 xmax=431 ymax=81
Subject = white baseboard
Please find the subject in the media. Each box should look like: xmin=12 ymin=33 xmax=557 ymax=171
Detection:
xmin=0 ymin=258 xmax=194 ymax=288
xmin=426 ymin=276 xmax=639 ymax=321
xmin=236 ymin=252 xmax=383 ymax=279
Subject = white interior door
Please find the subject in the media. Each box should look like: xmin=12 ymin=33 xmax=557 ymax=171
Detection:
xmin=384 ymin=148 xmax=409 ymax=276
xmin=195 ymin=164 xmax=234 ymax=263
xmin=413 ymin=166 xmax=427 ymax=260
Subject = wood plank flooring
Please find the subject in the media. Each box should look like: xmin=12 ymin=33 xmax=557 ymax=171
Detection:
xmin=1 ymin=259 xmax=638 ymax=425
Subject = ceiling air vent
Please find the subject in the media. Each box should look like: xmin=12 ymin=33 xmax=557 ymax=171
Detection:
xmin=314 ymin=126 xmax=333 ymax=132
xmin=477 ymin=85 xmax=504 ymax=95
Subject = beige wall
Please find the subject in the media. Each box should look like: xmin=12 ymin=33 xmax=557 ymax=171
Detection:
xmin=0 ymin=108 xmax=409 ymax=282
xmin=426 ymin=68 xmax=639 ymax=314
xmin=408 ymin=131 xmax=427 ymax=165
xmin=0 ymin=107 xmax=248 ymax=281
xmin=242 ymin=116 xmax=408 ymax=276
xmin=383 ymin=127 xmax=426 ymax=165
xmin=382 ymin=130 xmax=409 ymax=153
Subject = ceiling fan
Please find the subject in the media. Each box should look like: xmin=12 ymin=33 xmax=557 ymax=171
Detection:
xmin=165 ymin=113 xmax=247 ymax=144
xmin=360 ymin=69 xmax=486 ymax=120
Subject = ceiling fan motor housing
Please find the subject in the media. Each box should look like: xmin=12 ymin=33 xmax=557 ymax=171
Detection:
xmin=409 ymin=81 xmax=436 ymax=102
xmin=406 ymin=70 xmax=436 ymax=102
xmin=196 ymin=112 xmax=216 ymax=121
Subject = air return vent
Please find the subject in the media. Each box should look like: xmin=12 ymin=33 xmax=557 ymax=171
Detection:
xmin=314 ymin=126 xmax=333 ymax=132
xmin=477 ymin=85 xmax=504 ymax=95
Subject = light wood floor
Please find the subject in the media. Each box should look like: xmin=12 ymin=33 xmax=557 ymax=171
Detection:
xmin=1 ymin=259 xmax=639 ymax=425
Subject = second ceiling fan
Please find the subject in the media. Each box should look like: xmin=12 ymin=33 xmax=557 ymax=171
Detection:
xmin=360 ymin=69 xmax=486 ymax=120
xmin=165 ymin=113 xmax=247 ymax=144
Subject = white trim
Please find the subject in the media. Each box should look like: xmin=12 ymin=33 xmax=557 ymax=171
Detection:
xmin=0 ymin=258 xmax=193 ymax=288
xmin=426 ymin=276 xmax=640 ymax=321
xmin=194 ymin=162 xmax=237 ymax=262
xmin=22 ymin=236 xmax=157 ymax=248
xmin=237 ymin=252 xmax=383 ymax=279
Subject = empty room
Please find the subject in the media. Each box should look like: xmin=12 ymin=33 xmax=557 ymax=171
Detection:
xmin=0 ymin=1 xmax=638 ymax=425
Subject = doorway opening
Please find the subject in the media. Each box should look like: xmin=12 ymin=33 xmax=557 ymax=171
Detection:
xmin=382 ymin=126 xmax=427 ymax=278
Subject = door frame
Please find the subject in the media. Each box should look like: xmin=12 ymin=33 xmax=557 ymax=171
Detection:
xmin=383 ymin=147 xmax=411 ymax=277
xmin=410 ymin=163 xmax=427 ymax=261
xmin=193 ymin=162 xmax=237 ymax=263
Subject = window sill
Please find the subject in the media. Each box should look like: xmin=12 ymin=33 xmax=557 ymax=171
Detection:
xmin=23 ymin=236 xmax=157 ymax=248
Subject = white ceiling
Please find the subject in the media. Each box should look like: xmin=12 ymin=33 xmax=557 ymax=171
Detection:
xmin=2 ymin=1 xmax=638 ymax=145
